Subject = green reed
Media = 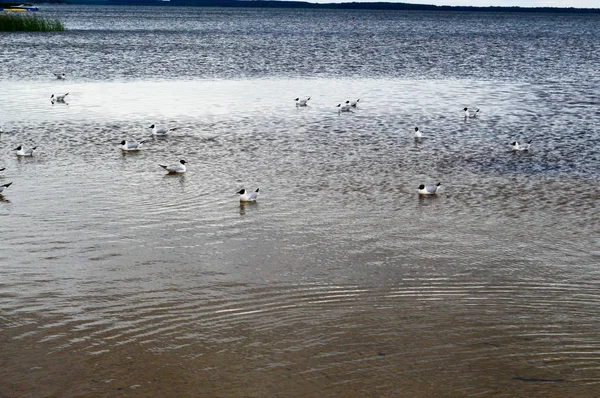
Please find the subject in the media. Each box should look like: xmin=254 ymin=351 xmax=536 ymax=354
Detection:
xmin=0 ymin=13 xmax=65 ymax=32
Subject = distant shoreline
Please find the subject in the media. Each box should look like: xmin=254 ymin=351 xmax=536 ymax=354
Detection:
xmin=20 ymin=1 xmax=600 ymax=14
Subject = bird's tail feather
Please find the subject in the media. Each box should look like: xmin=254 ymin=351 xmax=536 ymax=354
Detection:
xmin=2 ymin=182 xmax=12 ymax=188
xmin=159 ymin=164 xmax=167 ymax=169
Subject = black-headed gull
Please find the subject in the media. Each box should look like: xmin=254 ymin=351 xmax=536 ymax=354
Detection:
xmin=237 ymin=188 xmax=259 ymax=202
xmin=14 ymin=145 xmax=36 ymax=157
xmin=53 ymin=73 xmax=66 ymax=80
xmin=51 ymin=93 xmax=69 ymax=102
xmin=120 ymin=140 xmax=147 ymax=151
xmin=346 ymin=99 xmax=360 ymax=108
xmin=159 ymin=159 xmax=187 ymax=173
xmin=511 ymin=140 xmax=532 ymax=151
xmin=337 ymin=103 xmax=353 ymax=113
xmin=0 ymin=182 xmax=12 ymax=195
xmin=414 ymin=127 xmax=422 ymax=139
xmin=418 ymin=182 xmax=441 ymax=195
xmin=463 ymin=107 xmax=479 ymax=118
xmin=295 ymin=97 xmax=311 ymax=107
xmin=149 ymin=124 xmax=177 ymax=136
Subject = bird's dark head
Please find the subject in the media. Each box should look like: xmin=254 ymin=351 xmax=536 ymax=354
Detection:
xmin=237 ymin=189 xmax=246 ymax=195
xmin=418 ymin=184 xmax=425 ymax=189
xmin=294 ymin=98 xmax=299 ymax=101
xmin=436 ymin=182 xmax=441 ymax=186
xmin=148 ymin=124 xmax=155 ymax=129
xmin=510 ymin=142 xmax=517 ymax=146
xmin=180 ymin=160 xmax=187 ymax=164
xmin=463 ymin=107 xmax=468 ymax=111
xmin=255 ymin=188 xmax=260 ymax=193
xmin=120 ymin=140 xmax=126 ymax=145
xmin=415 ymin=127 xmax=419 ymax=131
xmin=14 ymin=146 xmax=22 ymax=150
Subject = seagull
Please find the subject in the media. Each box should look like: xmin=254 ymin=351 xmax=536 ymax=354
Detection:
xmin=159 ymin=159 xmax=187 ymax=173
xmin=149 ymin=124 xmax=177 ymax=136
xmin=337 ymin=103 xmax=353 ymax=113
xmin=120 ymin=140 xmax=147 ymax=151
xmin=414 ymin=127 xmax=422 ymax=139
xmin=295 ymin=97 xmax=311 ymax=107
xmin=51 ymin=93 xmax=69 ymax=102
xmin=0 ymin=182 xmax=12 ymax=195
xmin=511 ymin=140 xmax=532 ymax=151
xmin=418 ymin=182 xmax=441 ymax=195
xmin=346 ymin=99 xmax=360 ymax=108
xmin=237 ymin=188 xmax=259 ymax=202
xmin=463 ymin=107 xmax=479 ymax=118
xmin=14 ymin=145 xmax=36 ymax=157
xmin=53 ymin=73 xmax=66 ymax=80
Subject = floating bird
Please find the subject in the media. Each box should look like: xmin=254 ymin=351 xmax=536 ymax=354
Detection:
xmin=149 ymin=124 xmax=177 ymax=136
xmin=511 ymin=140 xmax=532 ymax=151
xmin=51 ymin=93 xmax=69 ymax=102
xmin=53 ymin=73 xmax=66 ymax=80
xmin=238 ymin=188 xmax=259 ymax=202
xmin=295 ymin=97 xmax=311 ymax=107
xmin=346 ymin=99 xmax=360 ymax=108
xmin=414 ymin=127 xmax=422 ymax=139
xmin=120 ymin=140 xmax=147 ymax=151
xmin=337 ymin=103 xmax=353 ymax=113
xmin=463 ymin=107 xmax=479 ymax=118
xmin=14 ymin=145 xmax=36 ymax=157
xmin=159 ymin=159 xmax=187 ymax=173
xmin=0 ymin=182 xmax=12 ymax=195
xmin=418 ymin=182 xmax=441 ymax=195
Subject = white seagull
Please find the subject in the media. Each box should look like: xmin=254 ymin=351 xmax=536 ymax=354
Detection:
xmin=51 ymin=93 xmax=69 ymax=102
xmin=337 ymin=103 xmax=353 ymax=113
xmin=463 ymin=107 xmax=479 ymax=118
xmin=53 ymin=73 xmax=66 ymax=80
xmin=346 ymin=99 xmax=360 ymax=108
xmin=159 ymin=159 xmax=187 ymax=174
xmin=237 ymin=188 xmax=259 ymax=202
xmin=149 ymin=124 xmax=177 ymax=136
xmin=295 ymin=97 xmax=311 ymax=107
xmin=511 ymin=140 xmax=532 ymax=151
xmin=0 ymin=182 xmax=12 ymax=195
xmin=414 ymin=127 xmax=422 ymax=139
xmin=120 ymin=140 xmax=147 ymax=151
xmin=14 ymin=145 xmax=36 ymax=157
xmin=418 ymin=182 xmax=441 ymax=195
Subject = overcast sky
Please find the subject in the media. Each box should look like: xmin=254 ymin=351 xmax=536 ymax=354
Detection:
xmin=310 ymin=0 xmax=600 ymax=8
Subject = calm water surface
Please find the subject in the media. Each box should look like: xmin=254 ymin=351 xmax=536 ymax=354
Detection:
xmin=1 ymin=5 xmax=599 ymax=397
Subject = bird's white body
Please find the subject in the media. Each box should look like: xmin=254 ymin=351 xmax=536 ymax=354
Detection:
xmin=14 ymin=145 xmax=36 ymax=157
xmin=238 ymin=188 xmax=259 ymax=202
xmin=337 ymin=103 xmax=353 ymax=113
xmin=464 ymin=107 xmax=479 ymax=118
xmin=418 ymin=183 xmax=441 ymax=195
xmin=0 ymin=182 xmax=12 ymax=194
xmin=120 ymin=140 xmax=146 ymax=151
xmin=160 ymin=160 xmax=187 ymax=173
xmin=149 ymin=124 xmax=177 ymax=136
xmin=414 ymin=127 xmax=422 ymax=139
xmin=51 ymin=93 xmax=69 ymax=102
xmin=295 ymin=97 xmax=311 ymax=107
xmin=511 ymin=141 xmax=532 ymax=151
xmin=346 ymin=99 xmax=360 ymax=108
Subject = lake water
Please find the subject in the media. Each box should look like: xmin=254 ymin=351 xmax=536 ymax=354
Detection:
xmin=1 ymin=5 xmax=599 ymax=397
